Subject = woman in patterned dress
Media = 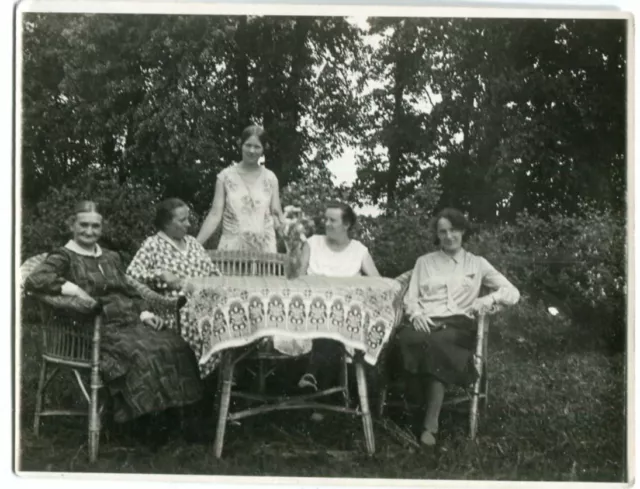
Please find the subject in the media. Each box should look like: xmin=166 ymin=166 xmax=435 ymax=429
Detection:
xmin=195 ymin=125 xmax=284 ymax=251
xmin=127 ymin=198 xmax=222 ymax=377
xmin=24 ymin=201 xmax=213 ymax=443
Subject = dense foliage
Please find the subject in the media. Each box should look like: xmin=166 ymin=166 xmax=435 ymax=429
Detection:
xmin=20 ymin=14 xmax=628 ymax=348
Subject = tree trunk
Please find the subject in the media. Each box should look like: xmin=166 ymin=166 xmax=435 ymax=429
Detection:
xmin=235 ymin=17 xmax=251 ymax=133
xmin=386 ymin=55 xmax=405 ymax=206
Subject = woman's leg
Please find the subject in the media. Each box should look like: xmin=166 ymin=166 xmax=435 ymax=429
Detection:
xmin=100 ymin=324 xmax=204 ymax=423
xmin=301 ymin=339 xmax=342 ymax=389
xmin=421 ymin=377 xmax=446 ymax=445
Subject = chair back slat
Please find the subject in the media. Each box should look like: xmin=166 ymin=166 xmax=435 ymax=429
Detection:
xmin=41 ymin=306 xmax=93 ymax=363
xmin=207 ymin=250 xmax=286 ymax=277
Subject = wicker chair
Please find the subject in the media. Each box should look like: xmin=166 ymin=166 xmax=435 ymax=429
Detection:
xmin=205 ymin=250 xmax=365 ymax=458
xmin=20 ymin=253 xmax=178 ymax=463
xmin=206 ymin=250 xmax=293 ymax=392
xmin=376 ymin=270 xmax=491 ymax=440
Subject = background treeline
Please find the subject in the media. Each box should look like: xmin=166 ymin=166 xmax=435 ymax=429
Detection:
xmin=20 ymin=14 xmax=627 ymax=350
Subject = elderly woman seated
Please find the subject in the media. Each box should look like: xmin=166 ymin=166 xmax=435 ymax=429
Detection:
xmin=398 ymin=208 xmax=520 ymax=447
xmin=24 ymin=200 xmax=213 ymax=444
xmin=126 ymin=198 xmax=222 ymax=377
xmin=295 ymin=201 xmax=381 ymax=421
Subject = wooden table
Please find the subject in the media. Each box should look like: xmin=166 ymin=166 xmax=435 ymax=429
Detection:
xmin=181 ymin=275 xmax=405 ymax=457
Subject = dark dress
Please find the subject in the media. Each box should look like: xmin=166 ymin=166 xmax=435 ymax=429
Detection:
xmin=25 ymin=246 xmax=203 ymax=423
xmin=394 ymin=315 xmax=478 ymax=387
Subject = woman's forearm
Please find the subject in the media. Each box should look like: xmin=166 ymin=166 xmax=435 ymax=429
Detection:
xmin=196 ymin=211 xmax=222 ymax=245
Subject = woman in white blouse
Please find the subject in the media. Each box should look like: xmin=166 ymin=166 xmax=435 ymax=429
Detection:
xmin=400 ymin=208 xmax=520 ymax=447
xmin=296 ymin=201 xmax=380 ymax=420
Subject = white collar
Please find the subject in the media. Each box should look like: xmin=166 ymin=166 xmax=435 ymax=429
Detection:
xmin=157 ymin=231 xmax=188 ymax=254
xmin=65 ymin=240 xmax=102 ymax=257
xmin=440 ymin=248 xmax=465 ymax=264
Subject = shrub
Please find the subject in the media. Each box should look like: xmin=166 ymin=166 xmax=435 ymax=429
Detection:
xmin=467 ymin=209 xmax=626 ymax=351
xmin=21 ymin=171 xmax=203 ymax=264
xmin=361 ymin=181 xmax=443 ymax=277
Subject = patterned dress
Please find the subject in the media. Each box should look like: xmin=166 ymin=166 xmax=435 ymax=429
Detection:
xmin=217 ymin=164 xmax=278 ymax=252
xmin=24 ymin=245 xmax=203 ymax=423
xmin=126 ymin=233 xmax=221 ymax=377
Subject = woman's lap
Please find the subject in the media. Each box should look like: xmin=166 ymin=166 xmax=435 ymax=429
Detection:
xmin=100 ymin=322 xmax=203 ymax=422
xmin=395 ymin=315 xmax=478 ymax=387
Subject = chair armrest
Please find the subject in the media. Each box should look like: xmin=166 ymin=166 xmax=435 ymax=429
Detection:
xmin=391 ymin=270 xmax=413 ymax=328
xmin=484 ymin=303 xmax=504 ymax=317
xmin=125 ymin=276 xmax=179 ymax=316
xmin=32 ymin=293 xmax=102 ymax=316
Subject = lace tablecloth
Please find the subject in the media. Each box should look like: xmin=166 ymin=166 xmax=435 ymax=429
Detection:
xmin=181 ymin=276 xmax=404 ymax=369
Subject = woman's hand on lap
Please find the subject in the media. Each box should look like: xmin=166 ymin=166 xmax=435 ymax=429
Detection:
xmin=412 ymin=315 xmax=434 ymax=334
xmin=143 ymin=315 xmax=165 ymax=331
xmin=73 ymin=287 xmax=98 ymax=308
xmin=157 ymin=270 xmax=183 ymax=290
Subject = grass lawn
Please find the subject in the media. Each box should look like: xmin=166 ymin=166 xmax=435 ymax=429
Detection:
xmin=15 ymin=303 xmax=627 ymax=481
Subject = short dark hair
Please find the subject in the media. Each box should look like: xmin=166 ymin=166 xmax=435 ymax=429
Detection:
xmin=239 ymin=125 xmax=269 ymax=150
xmin=432 ymin=207 xmax=471 ymax=246
xmin=154 ymin=198 xmax=188 ymax=231
xmin=326 ymin=201 xmax=357 ymax=231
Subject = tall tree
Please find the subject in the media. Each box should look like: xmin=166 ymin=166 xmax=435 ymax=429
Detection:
xmin=354 ymin=18 xmax=626 ymax=221
xmin=354 ymin=18 xmax=436 ymax=207
xmin=21 ymin=14 xmax=367 ymax=215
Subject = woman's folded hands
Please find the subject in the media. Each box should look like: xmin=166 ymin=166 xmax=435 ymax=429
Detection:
xmin=155 ymin=270 xmax=185 ymax=291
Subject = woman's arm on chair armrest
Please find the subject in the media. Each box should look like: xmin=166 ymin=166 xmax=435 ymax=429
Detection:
xmin=478 ymin=257 xmax=520 ymax=311
xmin=125 ymin=276 xmax=177 ymax=318
xmin=34 ymin=293 xmax=102 ymax=316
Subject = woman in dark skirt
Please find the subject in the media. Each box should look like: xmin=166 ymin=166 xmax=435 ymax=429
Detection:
xmin=25 ymin=200 xmax=212 ymax=443
xmin=398 ymin=208 xmax=520 ymax=447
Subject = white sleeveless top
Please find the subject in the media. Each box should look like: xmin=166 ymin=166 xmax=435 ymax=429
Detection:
xmin=306 ymin=235 xmax=369 ymax=277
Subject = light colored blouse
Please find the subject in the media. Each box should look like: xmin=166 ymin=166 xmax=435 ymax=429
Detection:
xmin=306 ymin=235 xmax=369 ymax=277
xmin=404 ymin=249 xmax=520 ymax=321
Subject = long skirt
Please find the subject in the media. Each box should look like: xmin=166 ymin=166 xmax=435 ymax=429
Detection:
xmin=99 ymin=322 xmax=204 ymax=423
xmin=395 ymin=314 xmax=479 ymax=387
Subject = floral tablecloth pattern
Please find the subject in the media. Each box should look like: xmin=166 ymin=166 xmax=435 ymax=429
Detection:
xmin=181 ymin=276 xmax=404 ymax=373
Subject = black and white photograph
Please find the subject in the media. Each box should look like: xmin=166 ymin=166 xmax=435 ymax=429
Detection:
xmin=13 ymin=1 xmax=633 ymax=484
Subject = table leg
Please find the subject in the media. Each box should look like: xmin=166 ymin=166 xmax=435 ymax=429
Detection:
xmin=340 ymin=351 xmax=350 ymax=408
xmin=355 ymin=356 xmax=375 ymax=455
xmin=258 ymin=359 xmax=266 ymax=394
xmin=214 ymin=351 xmax=234 ymax=459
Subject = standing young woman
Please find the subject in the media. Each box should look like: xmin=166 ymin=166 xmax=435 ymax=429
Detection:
xmin=196 ymin=125 xmax=284 ymax=251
